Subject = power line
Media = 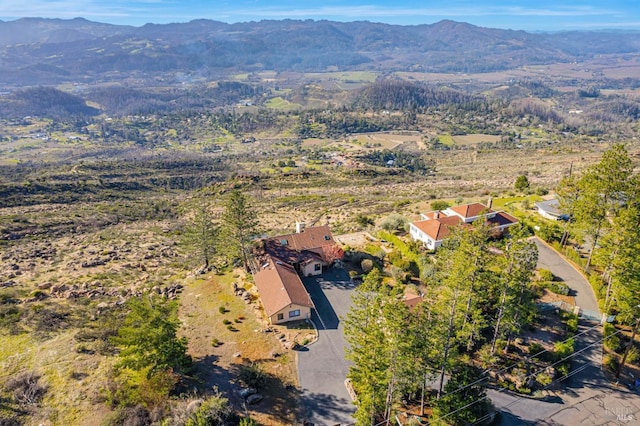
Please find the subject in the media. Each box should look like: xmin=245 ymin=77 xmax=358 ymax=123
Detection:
xmin=427 ymin=325 xmax=624 ymax=425
xmin=441 ymin=321 xmax=603 ymax=399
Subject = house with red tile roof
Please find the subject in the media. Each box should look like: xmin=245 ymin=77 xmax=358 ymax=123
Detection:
xmin=254 ymin=225 xmax=343 ymax=324
xmin=253 ymin=259 xmax=314 ymax=324
xmin=409 ymin=202 xmax=518 ymax=250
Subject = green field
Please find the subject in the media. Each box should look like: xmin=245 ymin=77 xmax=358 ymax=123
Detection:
xmin=265 ymin=96 xmax=303 ymax=111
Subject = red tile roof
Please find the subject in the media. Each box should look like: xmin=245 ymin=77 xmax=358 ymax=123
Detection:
xmin=449 ymin=203 xmax=494 ymax=219
xmin=403 ymin=289 xmax=423 ymax=310
xmin=264 ymin=225 xmax=339 ymax=264
xmin=253 ymin=257 xmax=314 ymax=316
xmin=412 ymin=216 xmax=462 ymax=241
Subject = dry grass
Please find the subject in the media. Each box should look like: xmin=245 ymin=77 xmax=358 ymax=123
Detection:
xmin=179 ymin=269 xmax=307 ymax=425
xmin=452 ymin=134 xmax=502 ymax=146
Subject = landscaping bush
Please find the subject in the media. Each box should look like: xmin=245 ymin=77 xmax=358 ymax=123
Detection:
xmin=557 ymin=363 xmax=570 ymax=378
xmin=554 ymin=338 xmax=574 ymax=361
xmin=626 ymin=346 xmax=639 ymax=364
xmin=547 ymin=282 xmax=570 ymax=296
xmin=604 ymin=323 xmax=621 ymax=352
xmin=566 ymin=317 xmax=578 ymax=334
xmin=536 ymin=372 xmax=553 ymax=387
xmin=603 ymin=354 xmax=618 ymax=373
xmin=360 ymin=259 xmax=374 ymax=273
xmin=538 ymin=269 xmax=554 ymax=282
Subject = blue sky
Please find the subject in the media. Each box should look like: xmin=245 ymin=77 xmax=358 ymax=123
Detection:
xmin=1 ymin=0 xmax=639 ymax=31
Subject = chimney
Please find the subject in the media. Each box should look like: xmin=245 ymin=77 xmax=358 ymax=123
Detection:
xmin=296 ymin=221 xmax=305 ymax=233
xmin=434 ymin=211 xmax=439 ymax=219
xmin=487 ymin=197 xmax=493 ymax=209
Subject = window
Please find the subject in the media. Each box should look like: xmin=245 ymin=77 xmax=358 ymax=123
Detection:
xmin=314 ymin=263 xmax=321 ymax=271
xmin=289 ymin=309 xmax=301 ymax=318
xmin=277 ymin=313 xmax=284 ymax=321
xmin=280 ymin=239 xmax=288 ymax=245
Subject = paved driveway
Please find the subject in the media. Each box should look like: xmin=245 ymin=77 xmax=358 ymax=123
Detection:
xmin=533 ymin=237 xmax=599 ymax=313
xmin=298 ymin=268 xmax=356 ymax=425
xmin=491 ymin=238 xmax=640 ymax=425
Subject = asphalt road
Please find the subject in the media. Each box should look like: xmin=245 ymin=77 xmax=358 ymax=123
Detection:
xmin=298 ymin=268 xmax=356 ymax=425
xmin=533 ymin=237 xmax=599 ymax=313
xmin=490 ymin=238 xmax=640 ymax=425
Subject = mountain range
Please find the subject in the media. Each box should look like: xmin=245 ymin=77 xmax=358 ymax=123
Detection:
xmin=1 ymin=18 xmax=640 ymax=86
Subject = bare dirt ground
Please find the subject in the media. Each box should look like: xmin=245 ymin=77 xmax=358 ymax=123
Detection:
xmin=179 ymin=269 xmax=315 ymax=425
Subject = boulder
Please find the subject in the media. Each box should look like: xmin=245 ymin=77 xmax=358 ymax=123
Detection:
xmin=238 ymin=388 xmax=257 ymax=398
xmin=246 ymin=394 xmax=263 ymax=405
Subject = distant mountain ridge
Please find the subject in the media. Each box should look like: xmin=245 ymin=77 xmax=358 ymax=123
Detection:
xmin=1 ymin=17 xmax=640 ymax=85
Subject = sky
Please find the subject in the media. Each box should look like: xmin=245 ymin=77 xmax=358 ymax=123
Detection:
xmin=1 ymin=0 xmax=639 ymax=31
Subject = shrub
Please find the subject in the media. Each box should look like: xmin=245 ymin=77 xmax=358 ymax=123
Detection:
xmin=557 ymin=363 xmax=570 ymax=378
xmin=360 ymin=259 xmax=374 ymax=273
xmin=186 ymin=389 xmax=232 ymax=426
xmin=515 ymin=174 xmax=530 ymax=192
xmin=211 ymin=338 xmax=220 ymax=347
xmin=626 ymin=346 xmax=639 ymax=364
xmin=548 ymin=282 xmax=570 ymax=296
xmin=566 ymin=317 xmax=578 ymax=334
xmin=379 ymin=214 xmax=408 ymax=232
xmin=222 ymin=319 xmax=231 ymax=325
xmin=104 ymin=405 xmax=151 ymax=426
xmin=604 ymin=324 xmax=621 ymax=352
xmin=536 ymin=373 xmax=553 ymax=387
xmin=430 ymin=200 xmax=450 ymax=211
xmin=239 ymin=418 xmax=258 ymax=426
xmin=554 ymin=338 xmax=575 ymax=361
xmin=219 ymin=306 xmax=227 ymax=314
xmin=603 ymin=354 xmax=618 ymax=373
xmin=538 ymin=269 xmax=554 ymax=282
xmin=354 ymin=214 xmax=375 ymax=228
xmin=5 ymin=371 xmax=48 ymax=406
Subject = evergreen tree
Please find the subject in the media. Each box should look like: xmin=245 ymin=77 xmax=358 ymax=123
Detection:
xmin=218 ymin=190 xmax=258 ymax=271
xmin=182 ymin=197 xmax=218 ymax=269
xmin=112 ymin=296 xmax=192 ymax=376
xmin=559 ymin=144 xmax=635 ymax=270
xmin=491 ymin=224 xmax=538 ymax=354
xmin=431 ymin=361 xmax=492 ymax=426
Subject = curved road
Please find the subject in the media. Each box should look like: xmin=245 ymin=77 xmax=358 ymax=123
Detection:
xmin=533 ymin=237 xmax=599 ymax=313
xmin=490 ymin=238 xmax=640 ymax=425
xmin=296 ymin=240 xmax=640 ymax=425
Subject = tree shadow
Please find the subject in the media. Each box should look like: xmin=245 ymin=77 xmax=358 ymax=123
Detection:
xmin=228 ymin=358 xmax=304 ymax=424
xmin=302 ymin=282 xmax=340 ymax=330
xmin=299 ymin=390 xmax=356 ymax=425
xmin=302 ymin=268 xmax=355 ymax=330
xmin=185 ymin=354 xmax=237 ymax=397
xmin=497 ymin=411 xmax=544 ymax=425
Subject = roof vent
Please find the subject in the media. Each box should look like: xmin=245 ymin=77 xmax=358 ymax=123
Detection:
xmin=280 ymin=239 xmax=288 ymax=245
